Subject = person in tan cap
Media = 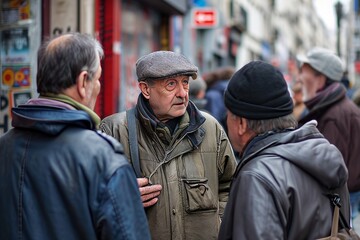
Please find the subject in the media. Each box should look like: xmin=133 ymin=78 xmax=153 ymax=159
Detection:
xmin=100 ymin=51 xmax=237 ymax=240
xmin=297 ymin=47 xmax=360 ymax=222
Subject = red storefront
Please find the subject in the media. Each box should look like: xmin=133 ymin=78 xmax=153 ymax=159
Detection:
xmin=94 ymin=0 xmax=189 ymax=118
xmin=0 ymin=0 xmax=189 ymax=135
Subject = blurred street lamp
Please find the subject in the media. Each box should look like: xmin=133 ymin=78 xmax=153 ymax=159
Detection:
xmin=335 ymin=1 xmax=343 ymax=57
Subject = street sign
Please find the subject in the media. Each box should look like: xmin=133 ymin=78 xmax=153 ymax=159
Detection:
xmin=192 ymin=8 xmax=218 ymax=28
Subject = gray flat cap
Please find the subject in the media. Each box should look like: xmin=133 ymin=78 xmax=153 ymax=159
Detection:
xmin=136 ymin=51 xmax=198 ymax=81
xmin=297 ymin=47 xmax=344 ymax=81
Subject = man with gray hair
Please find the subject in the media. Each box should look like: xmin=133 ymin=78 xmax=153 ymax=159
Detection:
xmin=0 ymin=33 xmax=150 ymax=239
xmin=100 ymin=51 xmax=237 ymax=240
xmin=297 ymin=47 xmax=360 ymax=221
xmin=219 ymin=60 xmax=350 ymax=239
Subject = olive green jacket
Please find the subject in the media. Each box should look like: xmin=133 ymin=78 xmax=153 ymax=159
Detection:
xmin=100 ymin=98 xmax=237 ymax=240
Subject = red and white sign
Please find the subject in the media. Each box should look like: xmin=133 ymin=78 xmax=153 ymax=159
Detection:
xmin=192 ymin=8 xmax=218 ymax=28
xmin=355 ymin=61 xmax=360 ymax=74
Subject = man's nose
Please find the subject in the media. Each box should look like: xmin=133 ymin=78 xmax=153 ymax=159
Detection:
xmin=176 ymin=84 xmax=187 ymax=98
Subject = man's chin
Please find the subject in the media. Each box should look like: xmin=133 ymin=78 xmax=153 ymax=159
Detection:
xmin=172 ymin=107 xmax=186 ymax=117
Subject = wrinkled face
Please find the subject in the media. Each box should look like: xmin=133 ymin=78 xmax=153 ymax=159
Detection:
xmin=143 ymin=75 xmax=190 ymax=122
xmin=298 ymin=64 xmax=323 ymax=102
xmin=85 ymin=63 xmax=102 ymax=110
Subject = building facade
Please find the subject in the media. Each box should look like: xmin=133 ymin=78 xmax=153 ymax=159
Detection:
xmin=0 ymin=0 xmax=351 ymax=135
xmin=0 ymin=0 xmax=41 ymax=134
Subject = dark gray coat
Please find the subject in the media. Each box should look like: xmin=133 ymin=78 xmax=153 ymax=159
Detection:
xmin=219 ymin=121 xmax=350 ymax=240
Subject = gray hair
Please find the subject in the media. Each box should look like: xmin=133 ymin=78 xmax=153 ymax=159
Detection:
xmin=37 ymin=32 xmax=104 ymax=94
xmin=246 ymin=114 xmax=298 ymax=134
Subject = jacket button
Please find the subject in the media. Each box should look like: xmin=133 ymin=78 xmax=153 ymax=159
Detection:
xmin=172 ymin=209 xmax=176 ymax=215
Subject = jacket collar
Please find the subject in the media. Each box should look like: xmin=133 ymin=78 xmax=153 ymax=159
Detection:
xmin=12 ymin=105 xmax=95 ymax=135
xmin=40 ymin=93 xmax=101 ymax=128
xmin=235 ymin=125 xmax=302 ymax=177
xmin=233 ymin=120 xmax=348 ymax=189
xmin=300 ymin=83 xmax=345 ymax=123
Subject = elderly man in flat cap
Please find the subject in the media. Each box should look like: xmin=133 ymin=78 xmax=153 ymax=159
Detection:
xmin=218 ymin=60 xmax=350 ymax=240
xmin=100 ymin=51 xmax=237 ymax=240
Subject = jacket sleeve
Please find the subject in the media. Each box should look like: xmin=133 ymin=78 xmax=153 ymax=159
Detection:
xmin=95 ymin=164 xmax=151 ymax=240
xmin=217 ymin=128 xmax=237 ymax=218
xmin=99 ymin=113 xmax=125 ymax=142
xmin=100 ymin=113 xmax=133 ymax=164
xmin=219 ymin=171 xmax=285 ymax=240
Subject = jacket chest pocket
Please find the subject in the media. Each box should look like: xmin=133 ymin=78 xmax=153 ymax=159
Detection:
xmin=181 ymin=178 xmax=217 ymax=213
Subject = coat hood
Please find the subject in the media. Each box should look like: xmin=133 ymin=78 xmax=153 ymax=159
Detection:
xmin=240 ymin=120 xmax=348 ymax=190
xmin=12 ymin=105 xmax=95 ymax=135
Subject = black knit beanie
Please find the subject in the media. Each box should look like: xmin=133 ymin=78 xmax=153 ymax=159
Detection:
xmin=224 ymin=61 xmax=293 ymax=119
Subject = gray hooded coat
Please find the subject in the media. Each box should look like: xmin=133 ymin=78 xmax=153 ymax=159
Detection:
xmin=219 ymin=121 xmax=350 ymax=240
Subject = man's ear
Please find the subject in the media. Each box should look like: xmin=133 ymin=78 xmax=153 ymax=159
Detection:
xmin=238 ymin=117 xmax=248 ymax=136
xmin=77 ymin=71 xmax=88 ymax=99
xmin=139 ymin=81 xmax=151 ymax=100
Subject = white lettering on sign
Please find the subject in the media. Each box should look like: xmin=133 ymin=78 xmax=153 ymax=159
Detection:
xmin=192 ymin=8 xmax=218 ymax=28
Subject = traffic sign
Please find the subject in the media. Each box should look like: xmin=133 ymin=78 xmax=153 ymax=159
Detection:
xmin=192 ymin=8 xmax=218 ymax=28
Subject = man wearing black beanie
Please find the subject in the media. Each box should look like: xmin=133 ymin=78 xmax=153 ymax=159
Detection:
xmin=218 ymin=61 xmax=350 ymax=240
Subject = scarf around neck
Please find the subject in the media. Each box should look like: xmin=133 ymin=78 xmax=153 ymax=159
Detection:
xmin=304 ymin=82 xmax=346 ymax=111
xmin=40 ymin=93 xmax=101 ymax=129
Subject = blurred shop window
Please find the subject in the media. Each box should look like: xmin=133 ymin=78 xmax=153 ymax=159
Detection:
xmin=120 ymin=1 xmax=161 ymax=110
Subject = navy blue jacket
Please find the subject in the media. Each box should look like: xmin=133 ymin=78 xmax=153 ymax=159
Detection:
xmin=0 ymin=104 xmax=150 ymax=240
xmin=205 ymin=79 xmax=228 ymax=123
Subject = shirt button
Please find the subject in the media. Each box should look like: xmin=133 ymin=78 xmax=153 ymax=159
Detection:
xmin=172 ymin=209 xmax=176 ymax=215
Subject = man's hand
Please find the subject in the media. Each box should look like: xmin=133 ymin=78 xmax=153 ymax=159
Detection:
xmin=137 ymin=178 xmax=162 ymax=208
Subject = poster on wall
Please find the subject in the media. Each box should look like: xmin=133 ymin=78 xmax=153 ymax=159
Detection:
xmin=2 ymin=65 xmax=31 ymax=88
xmin=1 ymin=28 xmax=30 ymax=65
xmin=0 ymin=27 xmax=31 ymax=89
xmin=0 ymin=0 xmax=36 ymax=135
xmin=11 ymin=89 xmax=31 ymax=107
xmin=1 ymin=0 xmax=30 ymax=25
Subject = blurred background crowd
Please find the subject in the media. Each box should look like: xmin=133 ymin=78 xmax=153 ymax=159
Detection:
xmin=1 ymin=0 xmax=359 ymax=135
